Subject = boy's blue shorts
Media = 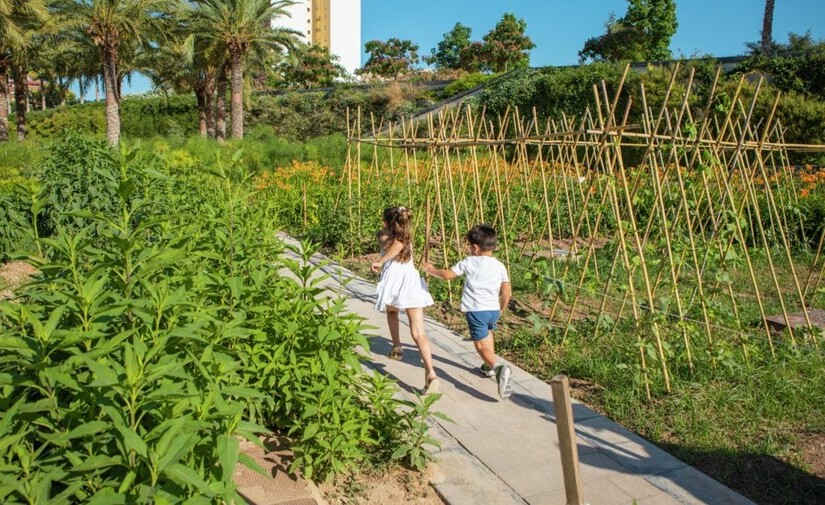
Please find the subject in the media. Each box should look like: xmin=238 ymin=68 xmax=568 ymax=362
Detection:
xmin=465 ymin=310 xmax=501 ymax=341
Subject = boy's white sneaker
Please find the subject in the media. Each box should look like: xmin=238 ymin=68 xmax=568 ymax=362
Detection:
xmin=495 ymin=364 xmax=513 ymax=400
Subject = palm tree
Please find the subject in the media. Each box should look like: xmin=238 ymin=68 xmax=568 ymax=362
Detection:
xmin=761 ymin=0 xmax=776 ymax=54
xmin=215 ymin=61 xmax=228 ymax=142
xmin=0 ymin=0 xmax=27 ymax=141
xmin=60 ymin=0 xmax=179 ymax=147
xmin=60 ymin=35 xmax=101 ymax=104
xmin=0 ymin=0 xmax=50 ymax=141
xmin=192 ymin=0 xmax=298 ymax=139
xmin=147 ymin=33 xmax=221 ymax=138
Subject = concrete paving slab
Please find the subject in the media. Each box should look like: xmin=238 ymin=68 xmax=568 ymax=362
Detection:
xmin=649 ymin=465 xmax=761 ymax=505
xmin=578 ymin=478 xmax=636 ymax=505
xmin=606 ymin=472 xmax=663 ymax=500
xmin=500 ymin=462 xmax=565 ymax=497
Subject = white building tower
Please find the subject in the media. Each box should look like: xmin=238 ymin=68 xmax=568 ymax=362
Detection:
xmin=278 ymin=0 xmax=362 ymax=77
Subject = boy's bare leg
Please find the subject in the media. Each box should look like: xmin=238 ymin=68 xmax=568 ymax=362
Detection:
xmin=473 ymin=331 xmax=498 ymax=369
xmin=406 ymin=307 xmax=437 ymax=384
xmin=386 ymin=308 xmax=402 ymax=350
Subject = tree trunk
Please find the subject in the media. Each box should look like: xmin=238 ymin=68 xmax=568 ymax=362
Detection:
xmin=0 ymin=67 xmax=8 ymax=142
xmin=39 ymin=79 xmax=46 ymax=110
xmin=761 ymin=0 xmax=775 ymax=53
xmin=102 ymin=47 xmax=121 ymax=147
xmin=95 ymin=75 xmax=100 ymax=102
xmin=206 ymin=90 xmax=216 ymax=139
xmin=12 ymin=66 xmax=26 ymax=141
xmin=216 ymin=66 xmax=228 ymax=143
xmin=196 ymin=89 xmax=207 ymax=137
xmin=205 ymin=73 xmax=216 ymax=139
xmin=230 ymin=50 xmax=244 ymax=138
xmin=58 ymin=76 xmax=66 ymax=106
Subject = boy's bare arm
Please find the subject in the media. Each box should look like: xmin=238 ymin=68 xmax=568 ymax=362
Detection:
xmin=500 ymin=282 xmax=512 ymax=312
xmin=421 ymin=261 xmax=459 ymax=280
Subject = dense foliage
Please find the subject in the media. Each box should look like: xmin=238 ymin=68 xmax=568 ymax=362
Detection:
xmin=579 ymin=0 xmax=678 ymax=62
xmin=275 ymin=44 xmax=349 ymax=89
xmin=358 ymin=38 xmax=421 ymax=81
xmin=0 ymin=135 xmax=443 ymax=502
xmin=425 ymin=13 xmax=534 ymax=74
xmin=474 ymin=61 xmax=825 ymax=164
xmin=741 ymin=32 xmax=825 ymax=98
xmin=19 ymin=83 xmax=438 ymax=143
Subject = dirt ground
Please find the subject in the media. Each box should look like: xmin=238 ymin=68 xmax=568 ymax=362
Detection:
xmin=0 ymin=260 xmax=38 ymax=299
xmin=319 ymin=465 xmax=444 ymax=505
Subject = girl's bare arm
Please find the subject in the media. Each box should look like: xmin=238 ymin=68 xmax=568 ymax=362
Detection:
xmin=371 ymin=239 xmax=405 ymax=272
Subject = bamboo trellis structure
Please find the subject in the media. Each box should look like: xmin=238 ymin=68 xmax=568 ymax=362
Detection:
xmin=341 ymin=65 xmax=825 ymax=397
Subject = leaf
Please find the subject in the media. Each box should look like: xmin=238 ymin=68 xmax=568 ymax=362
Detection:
xmin=390 ymin=445 xmax=410 ymax=460
xmin=117 ymin=470 xmax=137 ymax=494
xmin=116 ymin=426 xmax=148 ymax=459
xmin=156 ymin=433 xmax=197 ymax=473
xmin=86 ymin=491 xmax=127 ymax=505
xmin=163 ymin=464 xmax=215 ymax=496
xmin=238 ymin=452 xmax=268 ymax=478
xmin=71 ymin=455 xmax=122 ymax=472
xmin=82 ymin=357 xmax=120 ymax=387
xmin=66 ymin=421 xmax=109 ymax=441
xmin=216 ymin=434 xmax=239 ymax=481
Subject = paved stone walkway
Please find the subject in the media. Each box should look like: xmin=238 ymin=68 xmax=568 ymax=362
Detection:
xmin=285 ymin=235 xmax=757 ymax=505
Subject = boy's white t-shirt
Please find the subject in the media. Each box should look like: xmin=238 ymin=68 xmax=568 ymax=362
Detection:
xmin=450 ymin=255 xmax=510 ymax=312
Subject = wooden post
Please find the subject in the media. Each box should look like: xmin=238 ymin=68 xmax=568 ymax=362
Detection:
xmin=550 ymin=374 xmax=585 ymax=505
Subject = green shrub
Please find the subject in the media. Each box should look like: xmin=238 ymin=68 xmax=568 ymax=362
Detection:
xmin=440 ymin=72 xmax=495 ymax=98
xmin=0 ymin=139 xmax=46 ymax=176
xmin=0 ymin=176 xmax=39 ymax=260
xmin=24 ymin=102 xmax=107 ymax=139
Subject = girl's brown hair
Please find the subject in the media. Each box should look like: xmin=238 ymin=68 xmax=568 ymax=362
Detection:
xmin=382 ymin=206 xmax=413 ymax=263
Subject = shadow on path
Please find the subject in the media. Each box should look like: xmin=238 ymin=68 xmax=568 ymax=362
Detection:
xmin=658 ymin=444 xmax=825 ymax=505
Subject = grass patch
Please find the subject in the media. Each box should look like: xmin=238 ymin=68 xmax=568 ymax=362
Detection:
xmin=495 ymin=321 xmax=825 ymax=505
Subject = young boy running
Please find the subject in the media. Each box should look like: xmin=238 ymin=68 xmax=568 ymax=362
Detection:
xmin=422 ymin=224 xmax=513 ymax=399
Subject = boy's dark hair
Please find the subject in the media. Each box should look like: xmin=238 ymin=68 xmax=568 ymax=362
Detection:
xmin=467 ymin=224 xmax=497 ymax=251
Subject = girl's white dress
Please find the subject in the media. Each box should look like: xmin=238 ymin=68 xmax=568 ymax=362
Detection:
xmin=375 ymin=253 xmax=434 ymax=312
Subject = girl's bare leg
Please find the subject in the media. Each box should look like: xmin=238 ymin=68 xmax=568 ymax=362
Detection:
xmin=386 ymin=307 xmax=402 ymax=349
xmin=406 ymin=307 xmax=437 ymax=385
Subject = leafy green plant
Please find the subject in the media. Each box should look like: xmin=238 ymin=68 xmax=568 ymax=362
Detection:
xmin=0 ymin=135 xmax=444 ymax=501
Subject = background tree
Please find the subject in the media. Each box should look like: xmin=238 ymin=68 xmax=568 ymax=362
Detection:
xmin=62 ymin=0 xmax=179 ymax=147
xmin=277 ymin=44 xmax=346 ymax=88
xmin=425 ymin=22 xmax=472 ymax=71
xmin=3 ymin=0 xmax=51 ymax=141
xmin=481 ymin=13 xmax=534 ymax=73
xmin=579 ymin=0 xmax=678 ymax=62
xmin=193 ymin=0 xmax=298 ymax=139
xmin=0 ymin=0 xmax=34 ymax=141
xmin=761 ymin=0 xmax=776 ymax=54
xmin=743 ymin=32 xmax=825 ymax=98
xmin=358 ymin=38 xmax=420 ymax=81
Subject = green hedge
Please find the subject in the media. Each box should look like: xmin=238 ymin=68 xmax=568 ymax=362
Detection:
xmin=473 ymin=62 xmax=825 ymax=164
xmin=22 ymin=95 xmax=199 ymax=140
xmin=21 ymin=84 xmax=437 ymax=143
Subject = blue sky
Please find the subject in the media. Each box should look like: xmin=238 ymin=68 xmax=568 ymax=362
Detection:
xmin=108 ymin=0 xmax=825 ymax=98
xmin=362 ymin=0 xmax=825 ymax=66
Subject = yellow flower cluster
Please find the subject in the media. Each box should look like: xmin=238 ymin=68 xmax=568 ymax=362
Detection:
xmin=254 ymin=160 xmax=333 ymax=192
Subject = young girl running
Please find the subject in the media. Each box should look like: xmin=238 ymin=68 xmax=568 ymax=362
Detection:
xmin=371 ymin=206 xmax=439 ymax=394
